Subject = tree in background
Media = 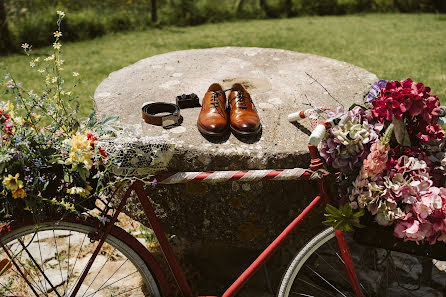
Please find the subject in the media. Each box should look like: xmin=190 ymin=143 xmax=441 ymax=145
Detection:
xmin=151 ymin=0 xmax=157 ymax=23
xmin=0 ymin=0 xmax=12 ymax=53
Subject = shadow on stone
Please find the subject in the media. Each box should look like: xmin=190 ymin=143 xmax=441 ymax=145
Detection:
xmin=233 ymin=127 xmax=263 ymax=144
xmin=291 ymin=122 xmax=311 ymax=136
xmin=200 ymin=130 xmax=231 ymax=143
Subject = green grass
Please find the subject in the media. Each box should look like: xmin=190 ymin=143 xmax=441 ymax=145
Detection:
xmin=1 ymin=13 xmax=445 ymax=117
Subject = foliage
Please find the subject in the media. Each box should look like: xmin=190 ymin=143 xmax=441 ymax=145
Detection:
xmin=1 ymin=0 xmax=446 ymax=51
xmin=0 ymin=12 xmax=123 ymax=221
xmin=322 ymin=78 xmax=446 ymax=245
xmin=323 ymin=203 xmax=365 ymax=231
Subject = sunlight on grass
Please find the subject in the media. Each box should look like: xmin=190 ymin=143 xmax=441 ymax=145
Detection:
xmin=1 ymin=13 xmax=445 ymax=117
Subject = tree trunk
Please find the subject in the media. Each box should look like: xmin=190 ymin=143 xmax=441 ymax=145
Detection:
xmin=284 ymin=0 xmax=293 ymax=16
xmin=258 ymin=0 xmax=273 ymax=17
xmin=234 ymin=0 xmax=245 ymax=13
xmin=151 ymin=0 xmax=157 ymax=23
xmin=0 ymin=0 xmax=11 ymax=53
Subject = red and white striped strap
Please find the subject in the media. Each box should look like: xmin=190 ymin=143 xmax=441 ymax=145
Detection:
xmin=151 ymin=168 xmax=310 ymax=184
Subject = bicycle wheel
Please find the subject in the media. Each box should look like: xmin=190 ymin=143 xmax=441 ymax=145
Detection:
xmin=0 ymin=216 xmax=167 ymax=297
xmin=278 ymin=227 xmax=446 ymax=297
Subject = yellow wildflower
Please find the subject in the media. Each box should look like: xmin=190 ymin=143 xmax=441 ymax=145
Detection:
xmin=64 ymin=132 xmax=93 ymax=169
xmin=3 ymin=174 xmax=24 ymax=191
xmin=12 ymin=188 xmax=27 ymax=199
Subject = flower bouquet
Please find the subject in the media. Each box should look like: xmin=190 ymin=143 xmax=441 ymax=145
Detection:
xmin=0 ymin=12 xmax=121 ymax=222
xmin=322 ymin=78 xmax=446 ymax=248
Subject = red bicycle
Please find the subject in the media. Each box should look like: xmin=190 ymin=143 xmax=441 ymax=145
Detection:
xmin=1 ymin=111 xmax=445 ymax=297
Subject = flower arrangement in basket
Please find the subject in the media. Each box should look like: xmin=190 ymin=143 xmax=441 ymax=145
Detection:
xmin=322 ymin=78 xmax=446 ymax=245
xmin=0 ymin=11 xmax=122 ymax=221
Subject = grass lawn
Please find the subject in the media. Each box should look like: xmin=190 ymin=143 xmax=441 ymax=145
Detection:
xmin=1 ymin=13 xmax=445 ymax=117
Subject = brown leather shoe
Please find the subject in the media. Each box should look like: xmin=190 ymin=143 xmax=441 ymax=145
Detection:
xmin=228 ymin=83 xmax=261 ymax=136
xmin=197 ymin=83 xmax=228 ymax=136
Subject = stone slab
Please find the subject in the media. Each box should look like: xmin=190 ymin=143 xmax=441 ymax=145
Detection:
xmin=94 ymin=47 xmax=378 ymax=248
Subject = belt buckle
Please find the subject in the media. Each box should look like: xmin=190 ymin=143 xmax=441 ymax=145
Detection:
xmin=162 ymin=114 xmax=178 ymax=129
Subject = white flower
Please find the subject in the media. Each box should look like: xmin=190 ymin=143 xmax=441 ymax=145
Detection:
xmin=51 ymin=77 xmax=58 ymax=83
xmin=72 ymin=72 xmax=79 ymax=78
xmin=29 ymin=61 xmax=36 ymax=67
xmin=44 ymin=55 xmax=55 ymax=61
xmin=53 ymin=42 xmax=62 ymax=50
xmin=21 ymin=43 xmax=30 ymax=49
xmin=53 ymin=31 xmax=62 ymax=38
xmin=38 ymin=69 xmax=45 ymax=73
xmin=57 ymin=10 xmax=65 ymax=17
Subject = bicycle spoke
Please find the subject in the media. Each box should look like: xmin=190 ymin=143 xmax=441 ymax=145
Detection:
xmin=65 ymin=233 xmax=88 ymax=297
xmin=37 ymin=231 xmax=49 ymax=294
xmin=111 ymin=284 xmax=143 ymax=297
xmin=63 ymin=230 xmax=72 ymax=296
xmin=293 ymin=276 xmax=336 ymax=297
xmin=0 ymin=219 xmax=160 ymax=297
xmin=83 ymin=270 xmax=139 ymax=297
xmin=306 ymin=265 xmax=348 ymax=297
xmin=80 ymin=247 xmax=117 ymax=297
xmin=89 ymin=259 xmax=129 ymax=297
xmin=17 ymin=237 xmax=62 ymax=296
xmin=6 ymin=241 xmax=48 ymax=296
xmin=53 ymin=228 xmax=64 ymax=297
xmin=0 ymin=242 xmax=40 ymax=297
xmin=0 ymin=279 xmax=18 ymax=297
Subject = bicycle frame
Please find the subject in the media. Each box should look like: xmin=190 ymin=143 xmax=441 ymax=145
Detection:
xmin=3 ymin=145 xmax=364 ymax=297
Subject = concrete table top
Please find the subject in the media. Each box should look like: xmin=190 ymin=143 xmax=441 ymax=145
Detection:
xmin=94 ymin=47 xmax=377 ymax=171
xmin=94 ymin=47 xmax=378 ymax=248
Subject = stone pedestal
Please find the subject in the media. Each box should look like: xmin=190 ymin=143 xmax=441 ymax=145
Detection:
xmin=94 ymin=47 xmax=377 ymax=249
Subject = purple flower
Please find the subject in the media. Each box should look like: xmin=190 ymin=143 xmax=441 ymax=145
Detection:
xmin=151 ymin=178 xmax=158 ymax=187
xmin=25 ymin=175 xmax=33 ymax=183
xmin=367 ymin=79 xmax=388 ymax=102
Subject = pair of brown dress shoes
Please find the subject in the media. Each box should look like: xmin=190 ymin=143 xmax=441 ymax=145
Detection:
xmin=197 ymin=83 xmax=261 ymax=137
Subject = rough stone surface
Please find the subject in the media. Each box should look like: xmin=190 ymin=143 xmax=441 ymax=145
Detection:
xmin=94 ymin=47 xmax=378 ymax=249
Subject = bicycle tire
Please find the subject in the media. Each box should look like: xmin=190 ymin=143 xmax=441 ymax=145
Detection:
xmin=0 ymin=216 xmax=170 ymax=297
xmin=278 ymin=227 xmax=446 ymax=297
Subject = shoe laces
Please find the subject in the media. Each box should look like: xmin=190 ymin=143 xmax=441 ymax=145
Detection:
xmin=233 ymin=91 xmax=248 ymax=110
xmin=209 ymin=92 xmax=221 ymax=110
xmin=209 ymin=91 xmax=226 ymax=118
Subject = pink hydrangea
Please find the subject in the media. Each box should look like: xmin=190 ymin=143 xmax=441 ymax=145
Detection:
xmin=360 ymin=141 xmax=389 ymax=179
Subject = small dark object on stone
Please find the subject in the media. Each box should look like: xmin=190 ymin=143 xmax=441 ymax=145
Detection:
xmin=176 ymin=93 xmax=201 ymax=109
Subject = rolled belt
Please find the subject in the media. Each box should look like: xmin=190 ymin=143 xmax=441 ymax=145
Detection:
xmin=142 ymin=102 xmax=181 ymax=128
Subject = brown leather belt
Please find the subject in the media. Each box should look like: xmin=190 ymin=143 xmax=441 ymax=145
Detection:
xmin=142 ymin=103 xmax=181 ymax=128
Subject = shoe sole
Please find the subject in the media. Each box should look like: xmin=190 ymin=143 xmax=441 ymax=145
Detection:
xmin=197 ymin=123 xmax=228 ymax=137
xmin=230 ymin=124 xmax=262 ymax=137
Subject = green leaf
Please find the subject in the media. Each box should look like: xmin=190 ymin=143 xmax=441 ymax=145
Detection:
xmin=43 ymin=181 xmax=49 ymax=191
xmin=88 ymin=110 xmax=97 ymax=127
xmin=100 ymin=115 xmax=119 ymax=125
xmin=324 ymin=203 xmax=365 ymax=232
